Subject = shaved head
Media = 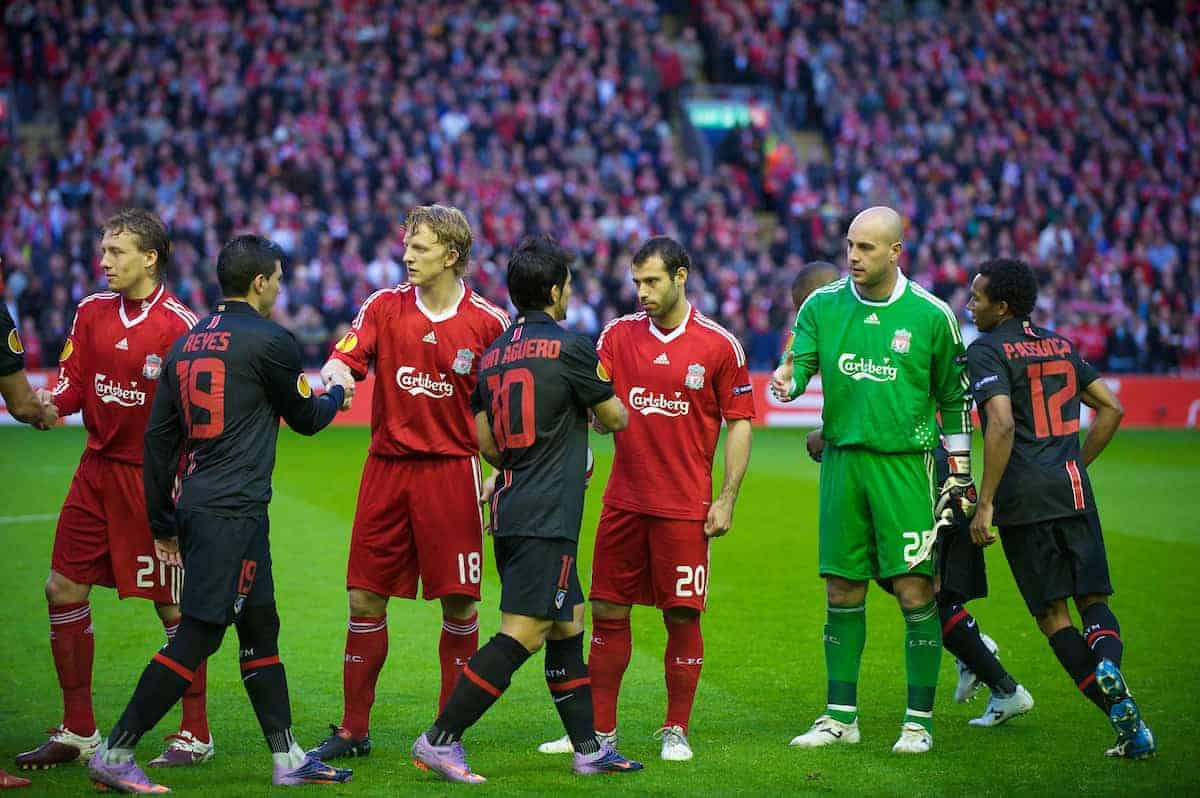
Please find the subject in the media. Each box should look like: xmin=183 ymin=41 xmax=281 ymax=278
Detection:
xmin=846 ymin=206 xmax=904 ymax=299
xmin=848 ymin=206 xmax=903 ymax=246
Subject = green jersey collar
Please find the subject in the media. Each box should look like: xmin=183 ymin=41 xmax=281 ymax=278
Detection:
xmin=849 ymin=271 xmax=908 ymax=307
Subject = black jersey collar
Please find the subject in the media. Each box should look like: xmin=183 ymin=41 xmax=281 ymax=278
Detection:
xmin=515 ymin=310 xmax=559 ymax=326
xmin=214 ymin=299 xmax=261 ymax=315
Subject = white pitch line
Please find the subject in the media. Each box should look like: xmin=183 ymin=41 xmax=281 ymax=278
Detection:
xmin=0 ymin=513 xmax=57 ymax=524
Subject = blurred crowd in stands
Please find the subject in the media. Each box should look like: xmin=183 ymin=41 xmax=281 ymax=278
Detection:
xmin=2 ymin=0 xmax=1197 ymax=373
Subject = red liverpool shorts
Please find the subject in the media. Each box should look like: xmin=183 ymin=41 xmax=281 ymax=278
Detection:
xmin=588 ymin=504 xmax=710 ymax=611
xmin=347 ymin=454 xmax=485 ymax=600
xmin=51 ymin=450 xmax=182 ymax=603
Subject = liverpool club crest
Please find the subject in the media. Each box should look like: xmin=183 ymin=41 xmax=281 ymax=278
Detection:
xmin=684 ymin=363 xmax=705 ymax=390
xmin=142 ymin=353 xmax=163 ymax=380
xmin=890 ymin=329 xmax=912 ymax=355
xmin=451 ymin=348 xmax=475 ymax=375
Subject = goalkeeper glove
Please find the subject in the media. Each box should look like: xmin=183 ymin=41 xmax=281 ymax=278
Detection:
xmin=936 ymin=450 xmax=978 ymax=524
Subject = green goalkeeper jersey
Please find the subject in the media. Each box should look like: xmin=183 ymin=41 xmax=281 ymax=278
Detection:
xmin=788 ymin=274 xmax=971 ymax=453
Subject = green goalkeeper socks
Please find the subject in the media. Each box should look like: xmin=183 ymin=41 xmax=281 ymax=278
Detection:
xmin=903 ymin=600 xmax=941 ymax=732
xmin=824 ymin=603 xmax=866 ymax=723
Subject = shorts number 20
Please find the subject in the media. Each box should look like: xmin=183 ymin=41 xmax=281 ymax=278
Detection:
xmin=675 ymin=564 xmax=707 ymax=597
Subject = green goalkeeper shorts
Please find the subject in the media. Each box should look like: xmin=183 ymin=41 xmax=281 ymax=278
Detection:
xmin=818 ymin=445 xmax=937 ymax=581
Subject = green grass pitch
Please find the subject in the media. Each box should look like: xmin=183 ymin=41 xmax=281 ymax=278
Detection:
xmin=1 ymin=426 xmax=1198 ymax=795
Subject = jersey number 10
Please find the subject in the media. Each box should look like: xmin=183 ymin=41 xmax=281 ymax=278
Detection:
xmin=178 ymin=358 xmax=227 ymax=439
xmin=1026 ymin=361 xmax=1079 ymax=438
xmin=487 ymin=368 xmax=536 ymax=450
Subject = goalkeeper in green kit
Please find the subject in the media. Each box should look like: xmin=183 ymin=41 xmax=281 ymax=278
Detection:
xmin=771 ymin=207 xmax=976 ymax=754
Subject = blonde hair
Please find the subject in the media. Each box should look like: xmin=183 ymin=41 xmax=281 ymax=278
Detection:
xmin=405 ymin=204 xmax=473 ymax=275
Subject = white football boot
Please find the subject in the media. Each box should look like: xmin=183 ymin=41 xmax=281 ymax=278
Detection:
xmin=968 ymin=685 xmax=1034 ymax=727
xmin=788 ymin=715 xmax=860 ymax=748
xmin=892 ymin=722 xmax=932 ymax=754
xmin=655 ymin=725 xmax=693 ymax=761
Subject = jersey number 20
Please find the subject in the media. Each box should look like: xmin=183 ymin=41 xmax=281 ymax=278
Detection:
xmin=177 ymin=358 xmax=227 ymax=438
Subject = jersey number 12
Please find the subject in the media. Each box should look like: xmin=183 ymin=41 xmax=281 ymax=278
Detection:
xmin=1026 ymin=361 xmax=1079 ymax=438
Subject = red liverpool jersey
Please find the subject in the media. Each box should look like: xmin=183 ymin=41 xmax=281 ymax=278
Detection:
xmin=597 ymin=305 xmax=755 ymax=520
xmin=330 ymin=281 xmax=510 ymax=458
xmin=52 ymin=286 xmax=199 ymax=465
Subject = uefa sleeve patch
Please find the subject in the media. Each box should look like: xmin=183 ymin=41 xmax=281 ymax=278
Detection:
xmin=297 ymin=373 xmax=313 ymax=398
xmin=954 ymin=353 xmax=968 ymax=365
xmin=7 ymin=328 xmax=23 ymax=355
xmin=973 ymin=374 xmax=999 ymax=391
xmin=59 ymin=339 xmax=74 ymax=362
xmin=335 ymin=331 xmax=358 ymax=353
xmin=733 ymin=384 xmax=753 ymax=396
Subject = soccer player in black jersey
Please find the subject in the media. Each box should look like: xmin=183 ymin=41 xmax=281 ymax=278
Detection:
xmin=87 ymin=235 xmax=357 ymax=793
xmin=411 ymin=235 xmax=643 ymax=783
xmin=967 ymin=257 xmax=1155 ymax=760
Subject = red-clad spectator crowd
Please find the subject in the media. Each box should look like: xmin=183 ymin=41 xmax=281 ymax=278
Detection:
xmin=2 ymin=0 xmax=1197 ymax=372
xmin=695 ymin=0 xmax=1199 ymax=371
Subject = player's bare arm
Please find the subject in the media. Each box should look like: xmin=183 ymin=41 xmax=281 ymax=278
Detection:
xmin=474 ymin=410 xmax=501 ymax=468
xmin=0 ymin=372 xmax=56 ymax=429
xmin=591 ymin=394 xmax=628 ymax=433
xmin=1079 ymin=378 xmax=1124 ymax=467
xmin=971 ymin=394 xmax=1014 ymax=547
xmin=706 ymin=418 xmax=752 ymax=538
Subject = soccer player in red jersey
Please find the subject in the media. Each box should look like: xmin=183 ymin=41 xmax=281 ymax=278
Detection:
xmin=538 ymin=236 xmax=754 ymax=762
xmin=15 ymin=209 xmax=212 ymax=772
xmin=311 ymin=205 xmax=510 ymax=760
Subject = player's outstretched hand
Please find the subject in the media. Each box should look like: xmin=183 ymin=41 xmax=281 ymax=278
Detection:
xmin=704 ymin=498 xmax=733 ymax=538
xmin=321 ymin=359 xmax=355 ymax=410
xmin=805 ymin=428 xmax=825 ymax=462
xmin=770 ymin=352 xmax=795 ymax=402
xmin=155 ymin=536 xmax=182 ymax=567
xmin=969 ymin=501 xmax=997 ymax=547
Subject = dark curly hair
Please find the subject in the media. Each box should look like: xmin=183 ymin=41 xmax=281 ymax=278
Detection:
xmin=977 ymin=258 xmax=1037 ymax=317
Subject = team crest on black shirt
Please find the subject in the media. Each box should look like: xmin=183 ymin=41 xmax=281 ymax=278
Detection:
xmin=891 ymin=329 xmax=912 ymax=354
xmin=142 ymin=353 xmax=163 ymax=380
xmin=685 ymin=363 xmax=705 ymax=389
xmin=452 ymin=348 xmax=475 ymax=375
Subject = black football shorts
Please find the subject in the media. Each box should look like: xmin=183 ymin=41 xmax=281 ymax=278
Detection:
xmin=177 ymin=509 xmax=275 ymax=626
xmin=999 ymin=512 xmax=1112 ymax=616
xmin=492 ymin=535 xmax=583 ymax=622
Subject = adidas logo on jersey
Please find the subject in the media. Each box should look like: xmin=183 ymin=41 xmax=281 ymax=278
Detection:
xmin=422 ymin=330 xmax=438 ymax=344
xmin=653 ymin=352 xmax=670 ymax=365
xmin=115 ymin=337 xmax=129 ymax=350
xmin=864 ymin=313 xmax=880 ymax=325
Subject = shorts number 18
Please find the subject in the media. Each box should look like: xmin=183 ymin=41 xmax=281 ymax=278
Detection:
xmin=457 ymin=551 xmax=482 ymax=585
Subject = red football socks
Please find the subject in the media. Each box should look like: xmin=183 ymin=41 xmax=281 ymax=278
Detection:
xmin=49 ymin=601 xmax=96 ymax=736
xmin=341 ymin=615 xmax=388 ymax=738
xmin=439 ymin=612 xmax=479 ymax=712
xmin=663 ymin=614 xmax=704 ymax=733
xmin=588 ymin=617 xmax=632 ymax=733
